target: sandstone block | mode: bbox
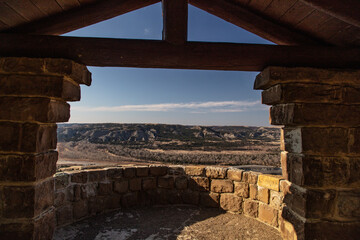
[0,151,57,181]
[175,176,188,189]
[249,184,258,200]
[81,183,97,198]
[206,167,227,178]
[259,203,279,227]
[106,167,123,179]
[254,67,360,90]
[182,190,200,205]
[244,199,259,218]
[258,186,269,204]
[54,191,66,207]
[189,177,210,191]
[98,182,113,195]
[1,57,45,74]
[2,179,54,218]
[136,167,149,177]
[220,194,242,212]
[270,190,284,209]
[114,179,128,193]
[303,220,360,240]
[227,168,243,181]
[185,166,205,176]
[56,204,73,226]
[129,178,142,191]
[234,182,249,197]
[258,174,282,191]
[149,165,168,176]
[270,103,360,126]
[123,167,136,178]
[0,121,57,153]
[88,196,106,214]
[0,74,80,101]
[211,179,233,193]
[0,96,70,123]
[168,166,185,175]
[242,171,259,184]
[336,190,360,219]
[73,200,88,219]
[87,169,106,182]
[70,171,88,183]
[74,185,81,201]
[121,192,138,208]
[200,192,220,207]
[262,83,360,105]
[142,177,156,190]
[55,172,70,189]
[158,177,175,189]
[167,189,182,204]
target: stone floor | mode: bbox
[54,205,282,240]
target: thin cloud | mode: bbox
[72,100,265,113]
[144,28,151,35]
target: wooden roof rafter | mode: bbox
[162,0,188,45]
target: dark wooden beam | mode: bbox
[0,34,359,71]
[2,0,160,35]
[162,0,188,44]
[300,0,360,28]
[188,0,325,46]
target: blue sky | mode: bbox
[64,3,273,126]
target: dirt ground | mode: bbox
[54,205,282,240]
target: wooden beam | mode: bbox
[0,34,359,71]
[2,0,160,35]
[162,0,188,44]
[300,0,360,28]
[188,0,325,46]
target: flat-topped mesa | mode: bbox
[254,66,360,240]
[0,57,91,239]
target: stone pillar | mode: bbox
[255,67,360,240]
[0,57,91,239]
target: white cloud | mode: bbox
[72,100,265,113]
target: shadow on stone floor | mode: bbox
[54,205,282,240]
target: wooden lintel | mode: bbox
[3,0,160,35]
[189,0,325,46]
[300,0,360,28]
[0,34,359,71]
[162,0,188,45]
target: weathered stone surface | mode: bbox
[106,167,123,179]
[270,190,284,209]
[304,220,360,240]
[0,74,80,101]
[87,169,106,182]
[270,103,360,126]
[0,121,57,152]
[149,165,168,176]
[167,166,185,176]
[283,184,336,219]
[259,203,279,227]
[175,176,188,189]
[227,168,243,181]
[244,199,259,218]
[206,167,227,179]
[73,200,88,219]
[1,57,45,74]
[262,83,360,105]
[258,186,269,204]
[142,177,156,190]
[211,179,233,193]
[122,192,138,207]
[254,67,360,90]
[189,177,210,191]
[98,182,113,195]
[258,175,282,191]
[0,151,57,181]
[55,172,70,189]
[234,182,249,197]
[281,127,360,155]
[242,171,259,184]
[54,191,66,207]
[200,192,220,207]
[81,183,97,198]
[114,179,128,193]
[56,204,73,226]
[336,190,360,219]
[249,184,258,200]
[123,167,136,178]
[182,190,199,205]
[185,166,205,176]
[129,178,142,191]
[0,96,70,123]
[220,194,242,212]
[70,171,88,183]
[136,167,149,177]
[158,177,175,189]
[2,179,54,218]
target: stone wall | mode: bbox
[54,165,288,232]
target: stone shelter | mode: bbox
[0,0,359,239]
